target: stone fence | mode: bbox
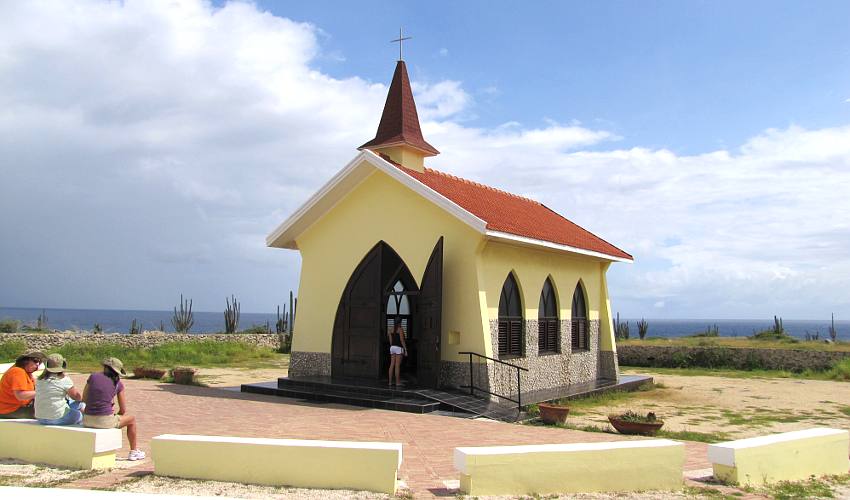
[0,332,281,352]
[617,344,850,372]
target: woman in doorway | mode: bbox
[387,321,408,387]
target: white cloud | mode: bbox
[0,0,848,319]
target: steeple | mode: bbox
[359,60,439,171]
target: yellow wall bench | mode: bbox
[151,434,402,494]
[0,419,122,469]
[454,439,685,495]
[708,427,850,486]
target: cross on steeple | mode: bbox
[391,28,411,61]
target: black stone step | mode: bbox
[241,381,441,414]
[272,376,521,422]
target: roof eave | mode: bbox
[485,230,634,263]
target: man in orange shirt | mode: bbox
[0,351,45,419]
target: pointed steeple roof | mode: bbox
[359,60,440,157]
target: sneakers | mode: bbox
[128,449,146,461]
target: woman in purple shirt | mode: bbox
[82,357,145,461]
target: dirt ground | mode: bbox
[571,368,850,439]
[4,366,850,498]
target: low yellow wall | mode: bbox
[708,428,850,486]
[455,440,684,495]
[0,420,121,469]
[152,434,402,494]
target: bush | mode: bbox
[0,340,27,360]
[0,319,19,333]
[56,340,277,371]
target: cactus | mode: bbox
[772,315,784,335]
[614,313,630,340]
[129,319,143,335]
[829,313,837,342]
[159,320,166,333]
[37,309,48,330]
[224,295,241,334]
[171,294,194,333]
[275,305,286,334]
[93,323,103,334]
[637,318,649,340]
[289,291,295,335]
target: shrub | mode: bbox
[689,324,719,337]
[241,324,271,335]
[0,340,27,360]
[0,319,19,333]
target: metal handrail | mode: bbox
[458,351,529,409]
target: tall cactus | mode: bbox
[289,291,295,335]
[224,295,241,334]
[129,319,143,335]
[172,294,194,333]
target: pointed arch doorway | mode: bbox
[331,238,443,388]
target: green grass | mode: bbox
[1,340,283,372]
[837,406,850,417]
[655,429,730,443]
[0,340,26,361]
[759,476,839,499]
[623,365,850,382]
[619,336,850,352]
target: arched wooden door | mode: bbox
[331,244,382,378]
[331,239,443,385]
[416,237,443,388]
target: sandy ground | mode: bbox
[567,369,850,439]
[0,459,104,487]
[113,475,390,499]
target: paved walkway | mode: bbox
[62,377,711,497]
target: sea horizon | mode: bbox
[1,306,847,340]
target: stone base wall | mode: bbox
[0,332,280,351]
[598,350,619,380]
[289,351,332,377]
[484,319,606,395]
[617,344,850,372]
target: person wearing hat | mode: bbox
[82,357,145,461]
[35,353,85,426]
[0,351,45,419]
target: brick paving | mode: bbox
[61,377,712,497]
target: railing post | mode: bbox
[516,367,522,410]
[468,352,474,396]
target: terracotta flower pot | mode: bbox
[608,415,664,436]
[538,403,570,424]
[172,367,198,385]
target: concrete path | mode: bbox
[61,377,712,496]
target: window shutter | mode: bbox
[509,320,522,356]
[498,320,508,356]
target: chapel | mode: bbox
[266,57,632,399]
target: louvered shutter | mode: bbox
[498,320,508,356]
[509,320,522,356]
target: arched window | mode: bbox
[498,273,523,357]
[386,280,410,338]
[571,282,589,351]
[538,278,559,353]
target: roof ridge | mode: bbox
[422,167,542,205]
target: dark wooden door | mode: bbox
[332,244,382,378]
[416,237,443,388]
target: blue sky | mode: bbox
[1,0,849,319]
[267,0,850,154]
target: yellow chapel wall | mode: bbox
[479,240,604,324]
[292,164,488,363]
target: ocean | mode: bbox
[1,307,848,341]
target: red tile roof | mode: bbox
[394,163,633,261]
[359,61,439,156]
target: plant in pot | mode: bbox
[608,410,664,436]
[171,366,198,385]
[537,401,570,425]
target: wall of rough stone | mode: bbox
[289,351,332,377]
[617,344,850,372]
[0,332,281,352]
[471,319,601,397]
